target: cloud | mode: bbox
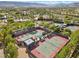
[0,0,79,2]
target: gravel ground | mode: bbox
[18,47,29,58]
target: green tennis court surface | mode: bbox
[33,36,69,58]
[36,41,57,57]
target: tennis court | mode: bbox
[31,35,69,58]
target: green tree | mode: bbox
[64,20,71,24]
[53,26,61,33]
[7,17,14,23]
[62,28,72,37]
[5,34,15,46]
[41,21,49,28]
[64,15,72,24]
[2,25,18,58]
[56,30,79,58]
[5,42,18,58]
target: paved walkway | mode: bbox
[0,49,4,58]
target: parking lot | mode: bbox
[66,26,79,31]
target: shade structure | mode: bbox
[15,31,43,42]
[24,39,34,46]
[31,35,69,58]
[24,39,35,50]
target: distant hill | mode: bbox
[0,1,49,7]
[0,1,79,8]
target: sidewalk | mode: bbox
[0,49,4,58]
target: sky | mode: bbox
[0,0,79,2]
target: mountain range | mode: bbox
[0,1,79,8]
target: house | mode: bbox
[14,19,29,22]
[0,15,7,23]
[54,23,67,28]
[34,15,53,21]
[34,14,40,21]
